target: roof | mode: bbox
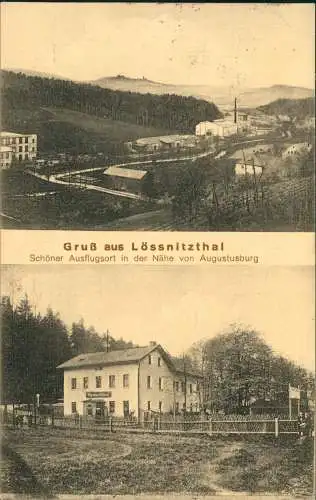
[104,166,148,180]
[57,344,203,379]
[1,131,24,137]
[57,345,158,370]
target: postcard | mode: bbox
[0,3,315,500]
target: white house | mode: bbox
[57,343,202,421]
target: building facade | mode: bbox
[57,344,202,420]
[195,120,238,137]
[0,131,37,168]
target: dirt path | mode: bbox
[199,443,244,495]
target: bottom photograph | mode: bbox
[1,265,315,498]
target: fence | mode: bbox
[1,410,299,437]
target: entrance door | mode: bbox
[123,400,130,418]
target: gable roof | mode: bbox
[57,344,202,378]
[104,166,147,180]
[57,345,157,370]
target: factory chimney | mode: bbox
[234,97,237,124]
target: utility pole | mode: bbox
[183,354,187,416]
[105,329,110,352]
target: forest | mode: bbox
[2,71,221,135]
[258,97,314,120]
[1,294,313,413]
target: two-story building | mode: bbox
[57,343,203,420]
[0,131,37,168]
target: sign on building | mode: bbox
[86,391,112,399]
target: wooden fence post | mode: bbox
[209,419,212,435]
[109,417,113,433]
[275,417,279,438]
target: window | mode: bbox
[71,402,77,414]
[19,146,23,152]
[147,401,151,411]
[147,376,151,389]
[190,403,193,412]
[159,401,162,412]
[109,401,115,413]
[19,137,23,144]
[175,381,179,392]
[159,377,163,391]
[25,145,28,152]
[71,378,77,390]
[148,355,152,365]
[25,154,28,160]
[96,376,102,389]
[181,381,185,393]
[32,138,35,143]
[123,374,129,388]
[189,383,193,394]
[175,402,179,413]
[109,375,115,388]
[158,357,161,367]
[83,377,88,389]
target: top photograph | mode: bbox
[1,3,314,231]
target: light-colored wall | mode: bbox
[0,133,37,162]
[235,163,263,176]
[63,363,139,417]
[139,348,201,415]
[62,347,202,419]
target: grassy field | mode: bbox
[1,427,313,497]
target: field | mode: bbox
[1,427,313,497]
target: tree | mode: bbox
[172,163,207,222]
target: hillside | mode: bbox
[90,76,313,108]
[257,97,314,119]
[1,71,222,154]
[239,85,313,108]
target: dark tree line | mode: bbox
[1,295,136,404]
[2,71,222,134]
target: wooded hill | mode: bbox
[258,97,314,120]
[1,71,222,154]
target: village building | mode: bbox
[57,343,203,421]
[125,135,198,154]
[0,146,13,169]
[281,142,312,159]
[234,160,264,176]
[104,166,148,195]
[0,131,37,167]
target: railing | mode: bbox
[1,411,299,437]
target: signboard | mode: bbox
[86,391,112,399]
[289,385,300,400]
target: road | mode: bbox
[26,147,218,200]
[26,170,143,200]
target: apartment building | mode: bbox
[57,343,202,420]
[0,131,37,167]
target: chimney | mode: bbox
[149,341,157,346]
[234,97,237,124]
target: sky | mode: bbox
[1,265,314,371]
[1,3,314,89]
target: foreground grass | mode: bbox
[1,427,313,496]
